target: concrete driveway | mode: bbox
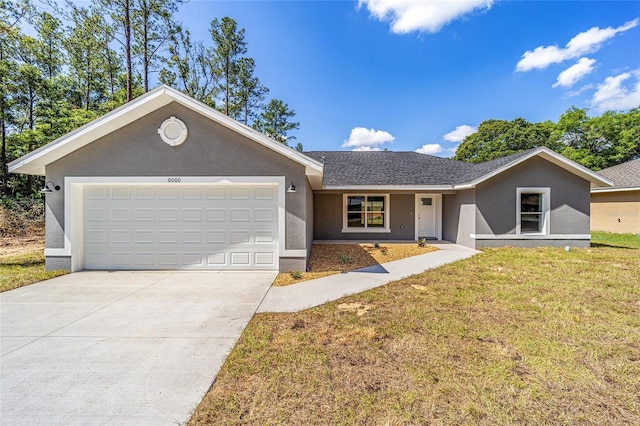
[0,271,275,426]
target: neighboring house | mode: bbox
[591,159,640,234]
[9,86,612,273]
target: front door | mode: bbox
[416,194,441,240]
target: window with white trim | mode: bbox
[343,194,390,232]
[517,188,550,235]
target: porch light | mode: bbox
[41,181,60,193]
[287,181,296,193]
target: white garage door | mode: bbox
[83,185,279,270]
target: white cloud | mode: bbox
[415,143,444,155]
[553,58,597,88]
[353,146,382,152]
[342,127,395,150]
[591,70,640,112]
[358,0,494,34]
[443,124,477,142]
[516,18,638,72]
[566,83,595,98]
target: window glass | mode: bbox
[345,195,388,230]
[367,196,385,212]
[521,193,541,213]
[521,213,541,233]
[347,196,365,212]
[520,192,543,233]
[347,213,365,227]
[367,213,385,227]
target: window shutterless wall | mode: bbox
[313,192,414,240]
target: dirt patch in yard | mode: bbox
[273,243,438,286]
[0,234,45,256]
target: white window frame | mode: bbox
[342,194,391,233]
[516,187,550,236]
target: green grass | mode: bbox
[591,231,640,249]
[190,244,640,425]
[0,250,68,292]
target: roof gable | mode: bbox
[9,85,323,182]
[463,147,613,188]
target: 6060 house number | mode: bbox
[167,177,182,183]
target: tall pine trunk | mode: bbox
[124,0,132,101]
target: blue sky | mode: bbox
[170,1,639,155]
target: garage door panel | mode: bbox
[182,187,203,199]
[87,208,108,222]
[83,185,279,270]
[183,208,203,221]
[230,209,250,222]
[111,187,131,200]
[110,209,130,222]
[254,187,275,200]
[111,230,132,244]
[206,252,225,265]
[135,208,155,222]
[231,188,250,200]
[206,231,226,244]
[255,231,276,244]
[134,187,154,199]
[230,231,250,244]
[255,252,275,265]
[135,230,155,244]
[206,209,226,221]
[159,188,179,199]
[134,252,154,266]
[230,252,250,265]
[159,208,179,222]
[183,230,204,244]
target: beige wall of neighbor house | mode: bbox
[591,191,640,233]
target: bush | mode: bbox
[0,196,45,237]
[339,253,353,264]
[289,270,303,280]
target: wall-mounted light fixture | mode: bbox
[287,181,296,193]
[41,181,60,193]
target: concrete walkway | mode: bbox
[258,242,480,313]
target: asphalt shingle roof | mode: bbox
[595,159,640,188]
[304,149,536,187]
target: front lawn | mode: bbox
[190,244,640,425]
[591,231,640,249]
[0,250,68,292]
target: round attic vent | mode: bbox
[158,116,188,146]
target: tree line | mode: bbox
[1,0,300,202]
[454,107,640,171]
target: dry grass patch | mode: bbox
[190,245,640,425]
[274,243,438,286]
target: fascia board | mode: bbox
[591,186,639,193]
[321,184,456,191]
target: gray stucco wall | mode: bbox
[44,101,310,271]
[474,156,591,248]
[305,178,314,255]
[442,189,476,248]
[313,192,415,240]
